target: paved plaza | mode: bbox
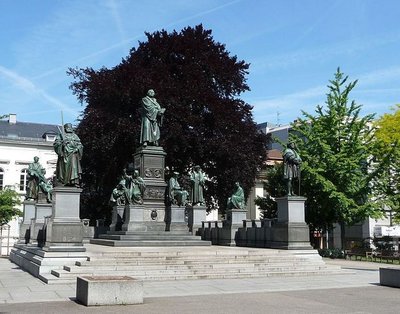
[0,255,399,313]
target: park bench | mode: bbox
[374,250,400,263]
[345,248,371,261]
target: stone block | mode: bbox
[187,205,207,233]
[122,204,146,232]
[270,222,312,249]
[43,186,85,250]
[51,186,82,222]
[165,205,188,232]
[76,276,143,306]
[226,209,247,225]
[380,268,400,288]
[275,196,307,223]
[110,205,125,232]
[19,201,36,243]
[82,219,94,242]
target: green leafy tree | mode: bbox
[68,25,267,221]
[291,69,385,248]
[0,189,22,225]
[373,105,400,222]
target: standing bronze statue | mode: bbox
[140,89,166,147]
[26,156,47,201]
[283,142,302,196]
[54,123,83,187]
[190,165,205,205]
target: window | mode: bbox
[0,168,3,190]
[20,168,28,191]
[46,134,56,142]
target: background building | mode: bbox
[0,114,59,254]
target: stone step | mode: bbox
[99,234,204,240]
[45,267,344,284]
[109,230,193,236]
[75,258,324,267]
[86,250,303,258]
[90,239,211,247]
[83,254,314,263]
[76,259,322,268]
[63,262,329,273]
[53,264,338,278]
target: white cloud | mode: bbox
[0,65,79,116]
[251,33,400,71]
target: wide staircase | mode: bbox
[39,245,346,284]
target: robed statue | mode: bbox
[140,89,166,147]
[110,169,146,205]
[54,123,83,187]
[26,156,47,201]
[227,182,245,210]
[190,165,205,205]
[167,172,189,206]
[283,142,302,196]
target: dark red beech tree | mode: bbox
[69,24,267,222]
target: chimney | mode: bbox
[8,114,16,124]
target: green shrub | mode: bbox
[318,248,345,259]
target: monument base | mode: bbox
[187,204,207,233]
[165,205,188,231]
[122,204,147,232]
[109,205,125,232]
[19,200,35,244]
[270,222,313,249]
[43,186,85,251]
[271,196,312,249]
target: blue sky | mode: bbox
[1,0,399,126]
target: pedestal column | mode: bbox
[19,200,35,244]
[133,146,167,230]
[218,209,247,246]
[29,203,52,246]
[270,196,312,249]
[43,186,85,252]
[109,205,125,232]
[187,204,207,233]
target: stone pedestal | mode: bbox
[187,205,207,233]
[226,209,247,225]
[133,146,167,230]
[270,196,312,250]
[29,203,52,246]
[218,209,247,246]
[43,186,85,252]
[165,205,188,232]
[122,204,146,232]
[109,205,125,232]
[19,200,35,244]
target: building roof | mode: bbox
[0,116,60,141]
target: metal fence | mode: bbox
[0,224,12,256]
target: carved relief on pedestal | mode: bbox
[143,187,165,199]
[143,168,163,179]
[153,168,162,178]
